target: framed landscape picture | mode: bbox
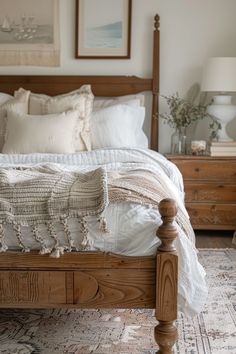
[76,0,132,59]
[0,0,60,66]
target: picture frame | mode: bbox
[0,0,60,66]
[75,0,132,59]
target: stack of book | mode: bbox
[209,141,236,156]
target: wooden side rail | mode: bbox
[155,198,178,354]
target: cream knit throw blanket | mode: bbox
[0,165,108,257]
[0,164,194,257]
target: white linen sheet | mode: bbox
[0,148,207,316]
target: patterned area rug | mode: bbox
[0,249,235,354]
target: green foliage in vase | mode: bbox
[160,93,221,138]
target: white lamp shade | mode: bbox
[201,57,236,92]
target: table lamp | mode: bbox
[201,57,236,141]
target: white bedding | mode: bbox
[0,148,207,316]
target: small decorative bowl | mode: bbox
[191,140,206,155]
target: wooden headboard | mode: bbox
[0,15,160,151]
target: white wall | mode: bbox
[1,0,236,152]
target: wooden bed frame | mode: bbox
[0,16,179,353]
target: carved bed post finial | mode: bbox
[154,14,160,31]
[155,198,178,354]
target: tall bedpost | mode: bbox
[151,14,160,152]
[155,198,178,354]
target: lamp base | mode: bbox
[207,95,236,142]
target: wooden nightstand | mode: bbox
[166,154,236,230]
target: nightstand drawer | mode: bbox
[185,183,236,203]
[174,160,236,181]
[186,203,236,230]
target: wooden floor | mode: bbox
[195,230,235,248]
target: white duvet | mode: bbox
[0,148,207,316]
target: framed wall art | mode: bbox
[0,0,60,66]
[76,0,132,59]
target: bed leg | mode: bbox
[154,198,178,354]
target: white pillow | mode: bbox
[15,86,94,151]
[0,93,13,105]
[0,91,30,151]
[91,104,148,149]
[94,93,145,110]
[3,110,78,154]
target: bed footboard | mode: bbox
[155,198,178,354]
[0,198,179,354]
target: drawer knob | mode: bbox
[195,168,200,172]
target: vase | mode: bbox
[180,127,187,154]
[171,127,187,154]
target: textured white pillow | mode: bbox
[94,94,145,110]
[15,86,94,151]
[0,93,13,105]
[3,110,78,154]
[91,104,148,149]
[0,91,30,151]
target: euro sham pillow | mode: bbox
[93,93,145,110]
[15,86,94,151]
[3,110,78,154]
[91,104,148,149]
[0,90,30,151]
